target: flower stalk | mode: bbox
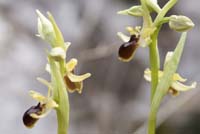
[49,57,69,134]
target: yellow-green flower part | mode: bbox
[144,69,196,96]
[23,90,58,128]
[64,58,91,94]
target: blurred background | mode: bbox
[0,0,199,134]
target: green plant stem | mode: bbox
[148,32,187,134]
[149,27,160,102]
[148,91,163,134]
[50,58,70,134]
[154,0,177,26]
[145,0,161,13]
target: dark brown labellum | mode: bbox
[118,35,139,62]
[23,103,42,128]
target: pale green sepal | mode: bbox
[47,12,65,47]
[118,5,143,17]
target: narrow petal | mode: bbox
[29,90,46,102]
[171,81,197,91]
[68,72,91,82]
[66,58,78,72]
[37,77,53,90]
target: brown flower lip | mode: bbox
[23,103,42,128]
[118,34,139,62]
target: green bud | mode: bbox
[36,10,56,45]
[118,5,143,17]
[49,47,66,61]
[169,15,194,32]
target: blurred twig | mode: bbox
[78,44,118,61]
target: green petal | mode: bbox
[37,77,53,90]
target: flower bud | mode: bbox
[36,10,56,44]
[49,47,66,61]
[169,15,194,32]
[118,5,143,17]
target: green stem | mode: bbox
[145,0,161,13]
[50,58,69,134]
[154,0,177,26]
[148,92,164,134]
[60,60,66,76]
[149,27,160,102]
[148,32,187,134]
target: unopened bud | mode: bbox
[169,15,194,32]
[36,10,56,44]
